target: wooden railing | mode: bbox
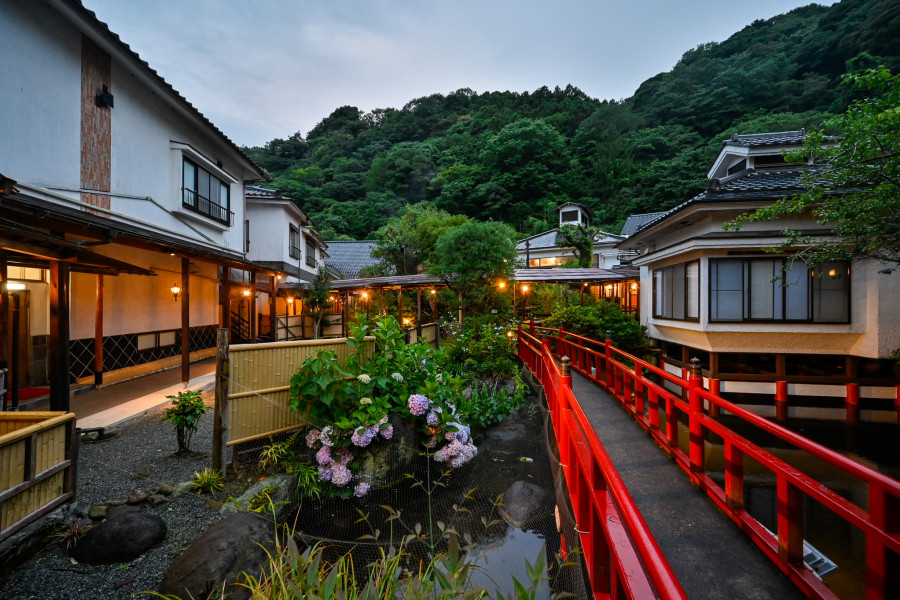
[539,326,900,600]
[518,327,687,600]
[0,412,77,541]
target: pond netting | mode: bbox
[231,370,588,599]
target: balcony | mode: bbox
[182,189,233,226]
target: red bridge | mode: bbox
[517,325,900,600]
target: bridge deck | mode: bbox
[568,369,807,600]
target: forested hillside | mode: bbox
[245,0,900,240]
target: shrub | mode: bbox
[192,468,225,493]
[441,316,517,382]
[162,389,209,453]
[544,302,648,355]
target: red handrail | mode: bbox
[518,326,688,600]
[538,326,900,600]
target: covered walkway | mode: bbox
[566,368,805,599]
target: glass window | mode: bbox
[710,258,849,323]
[653,261,699,321]
[289,225,301,259]
[181,157,231,225]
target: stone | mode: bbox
[220,474,295,523]
[355,414,420,488]
[0,508,74,567]
[70,505,166,564]
[158,512,288,600]
[156,484,175,496]
[147,494,168,506]
[172,481,195,498]
[498,480,550,529]
[88,505,109,520]
[126,491,149,505]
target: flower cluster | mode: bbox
[357,373,371,384]
[408,394,477,469]
[408,394,430,416]
[434,438,478,468]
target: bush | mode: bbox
[543,302,648,355]
[162,389,209,453]
[441,316,517,382]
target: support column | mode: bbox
[269,275,277,341]
[0,253,8,410]
[49,262,71,412]
[249,271,257,343]
[94,275,103,386]
[181,257,190,385]
[416,288,422,336]
[212,328,229,473]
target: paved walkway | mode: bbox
[568,369,806,600]
[22,359,216,429]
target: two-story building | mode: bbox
[517,202,625,269]
[0,0,303,409]
[617,131,900,422]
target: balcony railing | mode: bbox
[182,189,233,226]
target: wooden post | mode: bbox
[688,357,704,480]
[775,381,788,422]
[416,288,422,336]
[181,257,190,384]
[846,383,859,425]
[94,275,104,385]
[212,328,229,473]
[249,271,257,342]
[269,275,277,341]
[0,253,8,409]
[48,261,71,412]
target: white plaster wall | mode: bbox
[246,204,289,263]
[0,0,81,195]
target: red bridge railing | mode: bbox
[535,325,900,600]
[517,326,688,600]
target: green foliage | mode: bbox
[370,203,470,275]
[306,265,334,339]
[728,66,900,273]
[192,468,225,494]
[458,370,527,430]
[258,434,323,499]
[442,318,518,382]
[555,223,605,268]
[162,389,209,453]
[544,302,648,355]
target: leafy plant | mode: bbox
[544,301,648,355]
[54,520,92,551]
[192,468,225,493]
[162,389,209,453]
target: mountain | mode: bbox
[246,0,900,240]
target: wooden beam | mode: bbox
[181,257,190,384]
[269,275,277,341]
[249,270,257,343]
[48,261,71,411]
[212,328,229,473]
[0,253,9,387]
[94,275,103,385]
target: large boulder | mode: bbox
[158,512,285,600]
[220,474,296,523]
[69,505,166,564]
[499,480,550,529]
[355,414,420,488]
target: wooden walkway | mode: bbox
[567,368,807,600]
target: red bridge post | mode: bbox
[688,358,705,482]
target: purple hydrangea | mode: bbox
[335,448,352,466]
[408,394,431,416]
[426,407,442,427]
[445,422,470,444]
[354,482,371,497]
[425,435,438,448]
[306,429,321,448]
[316,446,333,466]
[331,464,352,487]
[351,426,376,447]
[317,466,332,482]
[380,425,393,440]
[450,442,478,468]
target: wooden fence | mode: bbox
[0,412,76,541]
[225,337,373,446]
[408,322,439,347]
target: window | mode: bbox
[709,259,849,323]
[529,257,562,267]
[289,225,301,259]
[726,159,747,175]
[653,261,699,321]
[561,209,579,222]
[182,157,232,225]
[305,239,316,268]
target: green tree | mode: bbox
[305,265,334,339]
[728,66,900,273]
[556,223,604,268]
[430,220,517,321]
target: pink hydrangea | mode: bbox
[380,425,393,440]
[335,448,352,466]
[317,466,332,482]
[316,446,333,466]
[426,407,442,427]
[354,482,371,497]
[331,464,352,487]
[306,429,321,448]
[351,426,376,447]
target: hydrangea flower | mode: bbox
[380,425,393,440]
[436,373,443,383]
[331,464,352,486]
[360,397,372,405]
[317,466,332,482]
[357,374,371,384]
[408,394,430,416]
[305,429,320,448]
[351,426,377,447]
[445,422,470,444]
[319,426,333,448]
[316,446,333,466]
[391,372,404,382]
[426,407,442,427]
[354,482,371,497]
[335,448,352,465]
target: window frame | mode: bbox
[652,260,700,322]
[182,157,233,226]
[708,258,850,324]
[289,225,302,259]
[305,238,316,268]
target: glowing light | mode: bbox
[430,289,436,295]
[507,331,514,338]
[403,318,411,326]
[286,297,294,304]
[242,288,251,297]
[170,284,181,301]
[522,285,529,292]
[828,269,836,277]
[498,281,506,289]
[630,283,638,291]
[361,291,369,299]
[605,284,613,292]
[6,282,26,291]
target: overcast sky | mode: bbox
[82,0,830,148]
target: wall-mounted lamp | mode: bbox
[521,284,529,292]
[277,275,283,281]
[171,283,181,301]
[242,288,251,298]
[630,283,638,291]
[430,289,436,295]
[361,291,369,299]
[286,296,294,304]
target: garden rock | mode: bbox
[148,493,168,506]
[158,511,285,600]
[220,474,295,523]
[499,480,549,528]
[126,490,149,505]
[172,480,195,497]
[88,505,109,520]
[356,414,419,487]
[69,505,166,564]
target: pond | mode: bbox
[291,392,587,598]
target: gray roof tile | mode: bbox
[324,241,381,279]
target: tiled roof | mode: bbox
[723,130,806,147]
[620,212,667,236]
[324,241,381,279]
[517,228,623,251]
[245,186,285,199]
[64,1,267,181]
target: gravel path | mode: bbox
[0,390,249,600]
